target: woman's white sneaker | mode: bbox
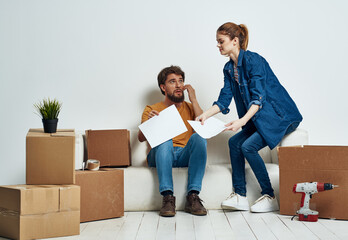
[221,192,249,211]
[250,194,279,213]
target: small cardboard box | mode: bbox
[75,169,124,222]
[26,128,75,184]
[0,185,80,240]
[86,129,131,167]
[278,145,348,220]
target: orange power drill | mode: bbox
[293,182,338,222]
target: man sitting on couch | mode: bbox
[138,65,207,217]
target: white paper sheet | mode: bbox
[188,117,227,139]
[138,105,188,148]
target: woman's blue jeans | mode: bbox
[147,133,207,194]
[229,123,299,197]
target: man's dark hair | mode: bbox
[157,65,185,95]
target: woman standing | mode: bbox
[197,22,302,212]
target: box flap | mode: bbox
[86,129,130,167]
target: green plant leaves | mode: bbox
[34,98,62,120]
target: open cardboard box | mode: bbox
[278,145,348,220]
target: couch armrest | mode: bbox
[271,128,309,164]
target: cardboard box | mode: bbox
[75,169,124,222]
[86,129,131,167]
[0,185,80,240]
[26,128,75,184]
[279,145,348,220]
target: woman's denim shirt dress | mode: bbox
[214,49,302,149]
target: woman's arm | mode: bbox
[225,104,260,131]
[196,104,221,124]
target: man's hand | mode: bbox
[184,84,203,118]
[184,84,197,103]
[225,119,246,132]
[139,110,159,142]
[148,110,159,119]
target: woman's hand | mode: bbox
[195,113,208,125]
[225,119,246,132]
[196,105,221,125]
[148,110,159,119]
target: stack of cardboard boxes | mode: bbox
[76,129,129,222]
[0,128,129,239]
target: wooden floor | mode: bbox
[2,210,348,240]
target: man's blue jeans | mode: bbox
[147,133,207,194]
[229,123,299,197]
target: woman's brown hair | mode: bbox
[217,22,249,51]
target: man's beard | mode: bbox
[167,91,185,103]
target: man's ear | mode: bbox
[160,84,166,93]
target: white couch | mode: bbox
[123,128,308,211]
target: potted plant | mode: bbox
[34,98,62,133]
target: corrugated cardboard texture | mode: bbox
[86,129,131,167]
[0,185,80,240]
[0,211,80,240]
[59,185,80,211]
[278,145,348,220]
[26,128,75,184]
[0,185,59,215]
[75,169,124,222]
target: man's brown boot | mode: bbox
[185,193,207,216]
[159,195,176,217]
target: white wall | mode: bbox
[1,0,347,185]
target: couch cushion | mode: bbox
[123,163,280,211]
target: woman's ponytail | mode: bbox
[238,24,249,51]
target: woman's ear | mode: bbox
[232,37,239,46]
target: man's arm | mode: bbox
[138,109,159,142]
[184,84,203,118]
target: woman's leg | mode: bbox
[228,128,254,196]
[241,131,274,197]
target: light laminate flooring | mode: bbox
[1,210,348,240]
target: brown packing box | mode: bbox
[0,185,80,240]
[278,145,348,220]
[26,128,75,184]
[86,129,131,167]
[75,169,124,222]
